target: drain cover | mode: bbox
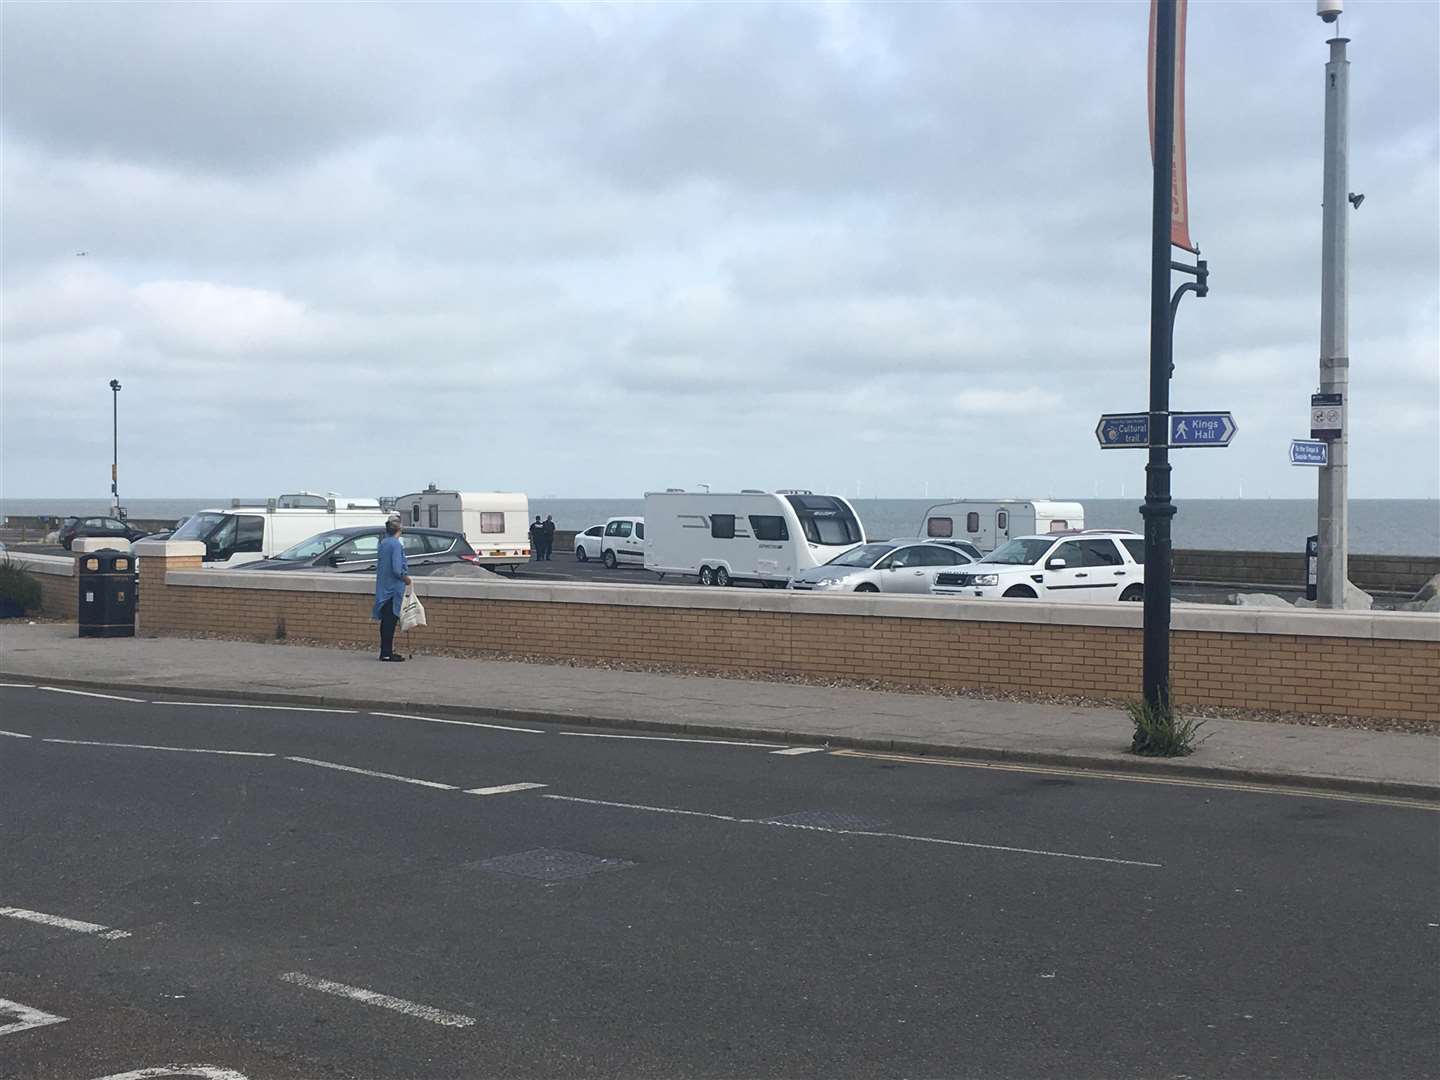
[765,810,889,830]
[477,848,635,882]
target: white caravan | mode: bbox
[393,485,531,570]
[644,490,865,587]
[169,493,390,567]
[918,500,1084,553]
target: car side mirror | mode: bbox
[1046,557,1067,570]
[328,553,343,566]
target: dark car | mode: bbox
[234,526,487,577]
[59,515,148,550]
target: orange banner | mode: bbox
[1148,0,1196,253]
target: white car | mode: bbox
[574,524,605,562]
[600,516,645,569]
[931,531,1145,602]
[787,541,975,594]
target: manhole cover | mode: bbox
[765,810,889,830]
[477,848,635,882]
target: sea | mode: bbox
[3,497,1437,556]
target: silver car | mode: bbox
[787,541,975,594]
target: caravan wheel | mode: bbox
[698,566,716,586]
[715,567,731,587]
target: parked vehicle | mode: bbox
[644,489,865,587]
[918,500,1084,553]
[392,486,531,570]
[574,524,605,562]
[235,526,482,576]
[59,515,148,550]
[888,536,984,561]
[601,516,646,569]
[787,540,973,594]
[930,530,1145,602]
[168,494,390,567]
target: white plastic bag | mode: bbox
[399,586,427,631]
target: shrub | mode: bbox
[1128,694,1207,757]
[0,559,43,614]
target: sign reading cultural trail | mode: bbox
[1095,411,1237,449]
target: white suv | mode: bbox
[931,530,1145,602]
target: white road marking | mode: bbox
[284,756,457,790]
[0,996,68,1037]
[278,972,475,1027]
[153,701,355,714]
[464,782,548,796]
[0,906,132,940]
[0,682,36,688]
[557,731,782,748]
[92,1067,251,1080]
[372,710,544,734]
[43,738,273,758]
[39,686,144,703]
[0,729,33,739]
[770,746,828,756]
[542,794,1163,869]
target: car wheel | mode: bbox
[1120,584,1144,602]
[715,567,731,587]
[854,583,879,593]
[1003,585,1037,598]
[698,565,716,586]
[575,546,588,562]
[602,550,617,569]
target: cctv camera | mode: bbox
[1348,192,1364,209]
[1317,0,1342,22]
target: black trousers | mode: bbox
[379,604,399,658]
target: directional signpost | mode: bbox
[1096,411,1237,449]
[1290,439,1329,466]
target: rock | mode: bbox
[1230,592,1295,608]
[1412,572,1440,605]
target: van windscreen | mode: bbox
[172,512,226,541]
[785,495,862,546]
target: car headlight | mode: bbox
[973,574,1000,586]
[817,577,842,587]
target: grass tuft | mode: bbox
[1127,695,1208,757]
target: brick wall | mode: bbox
[133,555,1440,722]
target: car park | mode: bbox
[574,524,605,562]
[930,530,1144,602]
[58,515,149,550]
[787,541,974,594]
[601,516,646,569]
[234,526,482,576]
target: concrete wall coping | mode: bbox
[72,537,132,553]
[162,569,1440,643]
[3,551,76,577]
[134,539,207,558]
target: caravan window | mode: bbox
[997,511,1009,531]
[749,515,788,541]
[480,512,505,534]
[784,495,861,546]
[926,517,952,538]
[1048,519,1069,532]
[410,504,421,526]
[428,504,440,528]
[710,515,736,540]
[966,512,980,533]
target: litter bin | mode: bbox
[78,549,136,638]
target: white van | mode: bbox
[919,500,1084,553]
[644,490,865,587]
[393,486,531,570]
[169,493,391,567]
[600,516,645,568]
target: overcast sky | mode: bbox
[2,1,1436,502]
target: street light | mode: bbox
[109,379,121,516]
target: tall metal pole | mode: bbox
[1141,0,1177,713]
[109,379,121,514]
[1316,34,1350,608]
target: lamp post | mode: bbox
[109,379,121,516]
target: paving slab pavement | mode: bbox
[1,622,1436,800]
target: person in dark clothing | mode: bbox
[541,515,556,560]
[529,516,544,561]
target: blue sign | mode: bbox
[1095,413,1150,448]
[1290,439,1329,466]
[1169,412,1236,447]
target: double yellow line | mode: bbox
[829,749,1439,812]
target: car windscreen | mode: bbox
[171,512,227,542]
[275,531,350,561]
[827,543,896,568]
[981,537,1055,565]
[785,495,863,546]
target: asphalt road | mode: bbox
[2,686,1436,1080]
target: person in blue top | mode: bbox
[373,516,412,662]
